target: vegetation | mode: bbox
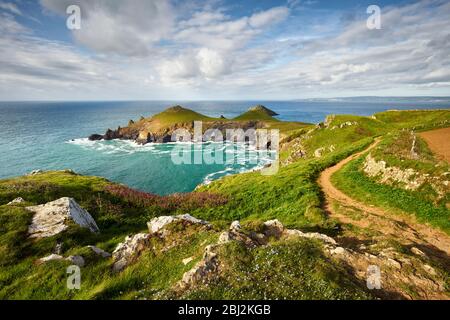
[0,107,449,300]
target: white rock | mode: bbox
[411,247,426,257]
[285,229,337,245]
[331,247,346,255]
[178,245,219,289]
[230,220,241,231]
[28,169,42,175]
[112,233,151,272]
[263,219,284,238]
[26,197,99,238]
[182,257,194,265]
[37,254,64,264]
[7,197,25,205]
[386,258,402,269]
[66,255,85,267]
[147,214,209,235]
[87,245,111,258]
[423,264,437,276]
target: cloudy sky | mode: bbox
[0,0,449,100]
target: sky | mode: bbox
[0,0,449,101]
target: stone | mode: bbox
[7,197,25,205]
[331,247,346,255]
[87,245,111,258]
[147,214,210,236]
[26,197,99,238]
[88,134,103,141]
[314,147,325,158]
[28,169,42,175]
[178,245,219,290]
[66,255,85,267]
[263,219,284,238]
[284,229,337,245]
[230,220,241,231]
[182,257,194,265]
[112,233,151,272]
[411,247,426,257]
[387,258,402,269]
[37,254,64,264]
[423,264,437,276]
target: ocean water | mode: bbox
[0,100,449,195]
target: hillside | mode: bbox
[1,108,449,300]
[89,105,305,144]
[234,105,280,121]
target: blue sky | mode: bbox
[0,0,449,100]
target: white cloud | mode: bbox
[1,0,449,100]
[0,2,22,15]
[41,0,174,56]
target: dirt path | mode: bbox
[318,138,450,257]
[419,127,450,163]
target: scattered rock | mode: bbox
[87,245,111,258]
[182,257,194,265]
[314,147,325,158]
[331,247,346,255]
[7,197,25,205]
[28,169,42,175]
[230,220,241,231]
[37,254,64,264]
[263,219,284,238]
[386,258,402,269]
[66,255,85,267]
[284,229,337,245]
[363,154,448,198]
[112,233,151,272]
[147,214,210,236]
[178,245,219,290]
[423,264,437,276]
[88,134,103,141]
[27,197,99,238]
[411,247,426,257]
[37,254,85,267]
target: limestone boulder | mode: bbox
[27,197,99,238]
[112,233,151,272]
[147,214,210,236]
[7,197,25,205]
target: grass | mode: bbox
[173,239,373,300]
[195,138,373,231]
[331,155,450,234]
[0,108,449,300]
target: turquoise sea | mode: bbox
[0,99,449,195]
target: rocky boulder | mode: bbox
[27,197,99,238]
[7,197,25,205]
[87,245,111,258]
[147,214,210,236]
[37,254,85,267]
[112,233,151,272]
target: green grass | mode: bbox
[195,138,373,231]
[331,155,450,234]
[374,109,450,131]
[1,109,449,300]
[173,239,373,300]
[371,130,449,175]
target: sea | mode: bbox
[1,99,449,195]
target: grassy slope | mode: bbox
[330,110,450,234]
[1,109,449,299]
